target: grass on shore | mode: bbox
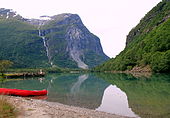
[0,96,16,118]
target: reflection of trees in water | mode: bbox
[0,77,49,90]
[3,73,170,117]
[47,74,109,109]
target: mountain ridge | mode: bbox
[0,9,109,69]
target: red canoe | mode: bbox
[0,88,47,97]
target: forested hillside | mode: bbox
[95,0,170,73]
[0,15,49,68]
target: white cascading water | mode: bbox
[38,23,53,66]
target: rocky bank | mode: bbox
[6,96,131,118]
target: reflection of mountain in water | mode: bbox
[1,73,137,117]
[47,74,109,109]
[2,73,169,118]
[70,74,89,94]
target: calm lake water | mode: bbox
[1,73,170,118]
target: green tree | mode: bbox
[0,60,13,75]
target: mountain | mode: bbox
[0,8,49,68]
[95,0,170,73]
[0,8,109,69]
[39,14,109,69]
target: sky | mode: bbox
[0,0,161,57]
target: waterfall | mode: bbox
[38,23,53,66]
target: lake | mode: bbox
[1,73,170,118]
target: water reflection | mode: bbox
[47,74,109,109]
[1,73,170,118]
[46,74,138,117]
[96,85,138,117]
[97,73,170,118]
[70,74,88,94]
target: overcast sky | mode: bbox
[1,0,161,57]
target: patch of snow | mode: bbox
[64,14,70,18]
[13,13,18,17]
[39,15,51,20]
[6,12,9,19]
[9,9,13,12]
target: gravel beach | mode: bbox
[6,96,131,118]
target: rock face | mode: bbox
[0,9,109,69]
[39,13,109,69]
[0,8,18,19]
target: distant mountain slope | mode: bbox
[39,13,109,69]
[95,0,170,73]
[0,9,49,68]
[0,9,108,69]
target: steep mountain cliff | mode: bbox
[95,0,170,73]
[39,14,109,69]
[0,9,108,69]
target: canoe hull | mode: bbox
[0,88,47,97]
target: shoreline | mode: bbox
[6,96,132,118]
